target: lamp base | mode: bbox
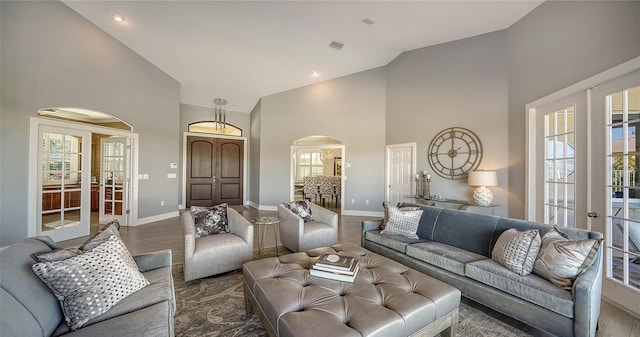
[473,186,494,207]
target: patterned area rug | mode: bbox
[173,247,533,337]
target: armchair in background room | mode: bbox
[182,206,253,281]
[277,201,338,252]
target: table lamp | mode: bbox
[467,170,498,206]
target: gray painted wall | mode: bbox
[0,1,180,245]
[179,103,251,206]
[255,67,387,212]
[386,31,509,216]
[506,0,640,218]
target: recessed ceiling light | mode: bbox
[329,41,344,50]
[311,71,321,77]
[113,15,125,23]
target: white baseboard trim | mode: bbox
[341,210,383,217]
[134,211,180,226]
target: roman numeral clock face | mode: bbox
[428,127,483,180]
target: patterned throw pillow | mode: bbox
[533,226,603,290]
[380,205,423,239]
[31,235,149,330]
[492,228,541,276]
[381,201,420,230]
[32,220,121,263]
[285,200,313,222]
[191,204,230,238]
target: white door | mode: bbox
[591,71,640,312]
[386,143,416,205]
[100,137,130,225]
[38,126,91,241]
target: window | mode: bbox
[188,121,242,136]
[544,107,575,227]
[297,150,323,180]
[42,133,81,185]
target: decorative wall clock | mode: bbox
[428,127,483,180]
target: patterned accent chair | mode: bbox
[182,207,254,281]
[278,202,338,252]
[302,176,318,202]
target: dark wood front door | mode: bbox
[186,136,244,207]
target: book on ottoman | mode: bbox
[310,254,359,282]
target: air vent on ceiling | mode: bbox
[329,41,344,50]
[361,18,375,25]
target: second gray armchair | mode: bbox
[278,202,338,252]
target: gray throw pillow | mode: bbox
[381,201,420,230]
[492,228,541,276]
[31,235,149,330]
[380,205,423,239]
[285,200,313,222]
[533,226,603,290]
[191,204,230,238]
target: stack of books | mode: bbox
[310,253,359,283]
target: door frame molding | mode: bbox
[385,142,417,203]
[28,117,139,237]
[181,132,248,209]
[525,56,640,222]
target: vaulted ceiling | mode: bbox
[62,1,544,113]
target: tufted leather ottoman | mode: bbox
[243,243,460,337]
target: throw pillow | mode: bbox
[32,220,122,263]
[380,205,423,239]
[285,200,313,222]
[191,203,230,238]
[492,228,541,276]
[31,235,149,330]
[381,201,420,230]
[533,226,603,290]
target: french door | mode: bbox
[99,137,130,225]
[37,126,91,242]
[385,143,416,205]
[530,69,640,315]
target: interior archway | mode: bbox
[291,136,344,213]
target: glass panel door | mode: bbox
[38,126,91,241]
[100,137,129,225]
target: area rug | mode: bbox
[173,247,533,337]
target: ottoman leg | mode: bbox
[243,282,254,316]
[440,309,459,337]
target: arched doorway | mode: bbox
[30,107,137,241]
[291,136,344,213]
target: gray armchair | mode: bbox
[278,202,338,252]
[182,207,253,281]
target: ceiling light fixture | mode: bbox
[113,15,125,23]
[361,18,375,25]
[329,41,344,50]
[311,71,320,77]
[212,97,228,130]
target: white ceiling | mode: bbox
[62,1,543,113]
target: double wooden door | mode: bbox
[186,136,244,207]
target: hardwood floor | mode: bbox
[59,205,640,337]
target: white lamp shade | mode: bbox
[467,171,498,187]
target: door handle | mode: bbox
[587,212,598,218]
[212,175,216,182]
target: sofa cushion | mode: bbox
[491,228,541,276]
[428,208,498,256]
[32,236,150,330]
[365,230,427,253]
[466,259,574,318]
[285,200,313,222]
[380,205,423,239]
[406,242,487,276]
[533,226,603,290]
[191,203,230,238]
[32,221,121,262]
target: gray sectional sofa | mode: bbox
[0,237,175,337]
[362,202,603,337]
